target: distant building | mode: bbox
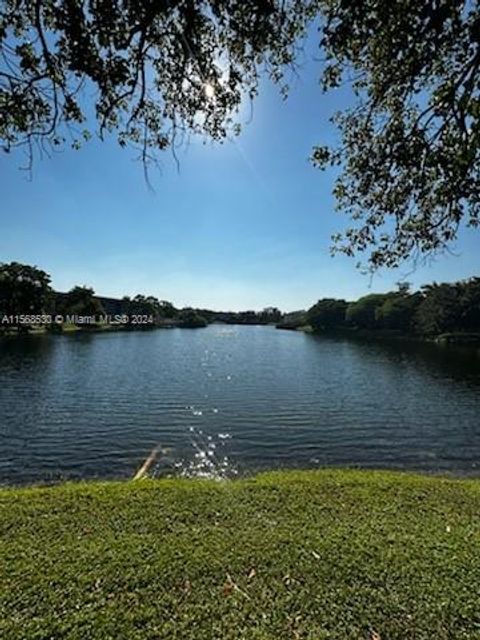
[53,292,127,315]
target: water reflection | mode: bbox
[0,326,479,484]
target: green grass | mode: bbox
[1,470,479,639]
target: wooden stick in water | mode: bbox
[133,445,161,480]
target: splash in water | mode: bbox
[176,426,237,480]
[147,427,237,481]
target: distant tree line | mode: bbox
[2,261,479,339]
[197,306,282,326]
[0,262,282,332]
[305,279,480,339]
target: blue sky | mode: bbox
[1,43,479,312]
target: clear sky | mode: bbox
[1,39,479,312]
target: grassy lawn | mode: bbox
[1,470,479,639]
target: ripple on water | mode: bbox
[1,325,480,483]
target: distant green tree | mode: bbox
[415,278,480,335]
[276,310,307,330]
[345,294,389,330]
[178,308,207,328]
[0,262,52,323]
[126,294,155,317]
[414,283,461,335]
[376,292,423,332]
[124,295,177,323]
[158,300,178,319]
[60,286,105,322]
[307,298,347,331]
[457,278,480,332]
[258,307,282,324]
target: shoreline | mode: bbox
[3,463,480,491]
[277,323,480,345]
[3,321,480,347]
[0,320,281,338]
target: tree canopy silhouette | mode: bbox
[0,0,312,167]
[0,262,52,320]
[312,0,480,268]
[1,1,479,267]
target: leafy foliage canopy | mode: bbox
[0,0,312,169]
[313,0,480,267]
[1,1,479,266]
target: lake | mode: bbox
[1,325,479,485]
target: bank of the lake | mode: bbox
[0,317,204,336]
[277,323,480,345]
[1,469,479,639]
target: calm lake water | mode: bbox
[1,325,480,484]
